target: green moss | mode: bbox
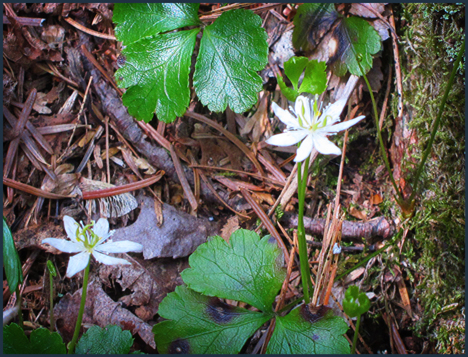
[390,3,465,352]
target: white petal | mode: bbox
[325,116,366,134]
[266,131,307,147]
[93,218,109,238]
[323,98,347,120]
[294,134,314,162]
[66,252,90,278]
[271,102,300,129]
[96,240,143,254]
[92,251,131,266]
[63,216,80,242]
[313,135,342,156]
[96,229,115,246]
[42,238,83,253]
[295,96,312,127]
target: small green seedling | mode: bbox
[277,57,327,102]
[342,285,371,354]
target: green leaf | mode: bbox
[284,56,309,91]
[339,16,381,76]
[181,229,286,312]
[193,9,268,113]
[116,29,199,123]
[293,3,338,52]
[292,4,381,76]
[267,305,350,354]
[298,60,327,95]
[75,325,134,354]
[277,75,299,102]
[153,285,271,354]
[113,3,200,45]
[3,323,66,354]
[342,285,371,318]
[3,217,23,293]
[278,57,327,101]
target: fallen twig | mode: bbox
[281,213,395,242]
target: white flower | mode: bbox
[266,95,365,162]
[42,216,143,278]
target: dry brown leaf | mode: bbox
[54,279,156,349]
[99,257,188,322]
[134,157,157,175]
[370,193,383,205]
[349,206,368,221]
[112,195,219,259]
[252,191,276,205]
[220,215,240,242]
[349,3,387,18]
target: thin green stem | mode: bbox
[49,272,55,332]
[409,38,465,203]
[15,287,23,330]
[297,156,312,304]
[361,73,403,203]
[67,261,90,354]
[351,314,361,354]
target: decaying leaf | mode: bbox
[220,215,240,242]
[349,3,387,18]
[99,257,189,322]
[54,279,156,349]
[111,195,219,259]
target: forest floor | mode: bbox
[3,3,465,354]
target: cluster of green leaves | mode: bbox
[293,3,381,76]
[277,57,327,101]
[113,4,268,123]
[152,229,350,354]
[3,323,139,354]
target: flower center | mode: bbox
[75,221,100,251]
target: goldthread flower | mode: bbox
[42,216,143,278]
[266,95,365,162]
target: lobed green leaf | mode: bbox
[75,325,134,354]
[193,9,268,113]
[153,285,271,354]
[113,3,200,45]
[339,16,382,76]
[181,229,286,312]
[267,305,350,354]
[116,29,199,123]
[3,323,66,354]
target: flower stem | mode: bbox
[297,156,312,304]
[351,314,361,354]
[67,260,90,354]
[49,272,55,332]
[408,38,465,203]
[361,72,403,204]
[15,287,23,330]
